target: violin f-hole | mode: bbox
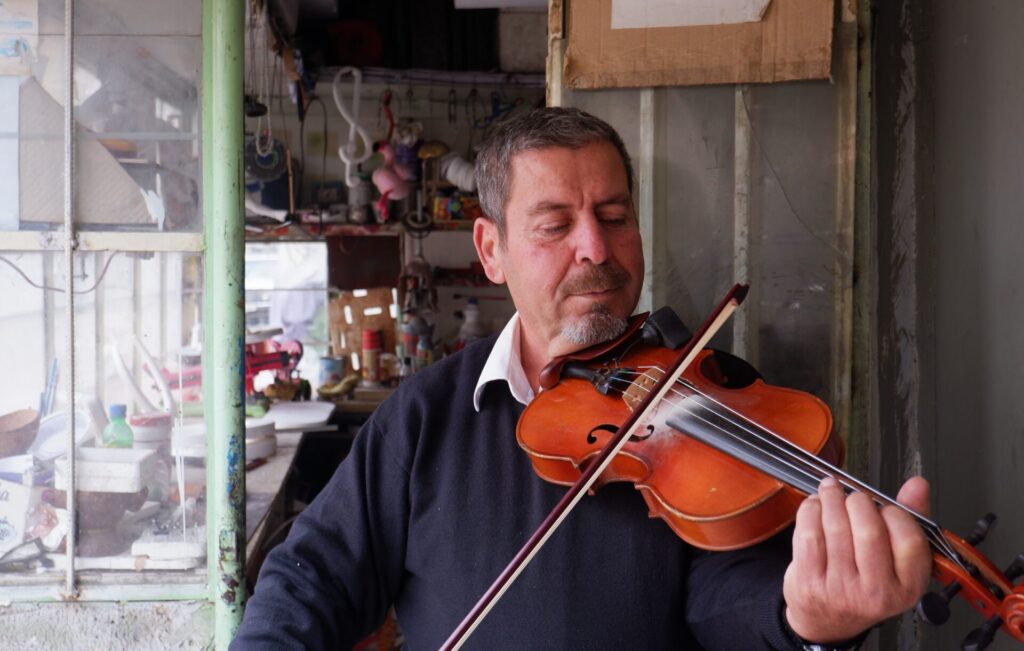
[586,424,618,445]
[586,423,654,445]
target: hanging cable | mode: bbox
[332,67,373,188]
[0,251,121,294]
[252,2,274,156]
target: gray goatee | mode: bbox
[559,263,631,345]
[560,304,628,346]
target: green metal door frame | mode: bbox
[202,0,247,646]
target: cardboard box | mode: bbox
[564,0,834,89]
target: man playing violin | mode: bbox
[234,107,933,650]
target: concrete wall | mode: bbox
[926,1,1024,648]
[566,80,842,403]
[1,601,213,650]
[876,1,1024,648]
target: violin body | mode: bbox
[518,346,843,550]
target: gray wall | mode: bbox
[876,1,1024,648]
[566,81,842,401]
[927,1,1024,648]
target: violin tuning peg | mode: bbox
[966,513,998,546]
[1004,552,1024,583]
[918,592,953,626]
[961,615,1002,651]
[918,581,961,626]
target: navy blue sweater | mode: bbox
[233,336,802,650]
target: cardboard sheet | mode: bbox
[19,77,152,225]
[565,0,834,89]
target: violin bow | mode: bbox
[439,284,750,651]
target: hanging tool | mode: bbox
[332,67,374,188]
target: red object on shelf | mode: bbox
[160,339,304,395]
[244,339,304,393]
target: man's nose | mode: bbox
[572,214,610,265]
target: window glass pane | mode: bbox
[3,0,201,234]
[0,249,207,578]
[1,1,65,233]
[244,242,329,389]
[0,250,62,579]
[71,250,205,571]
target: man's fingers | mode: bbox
[895,476,930,517]
[792,494,826,578]
[818,477,856,577]
[881,504,933,596]
[848,490,895,585]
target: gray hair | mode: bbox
[474,107,634,238]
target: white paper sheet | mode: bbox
[611,0,772,30]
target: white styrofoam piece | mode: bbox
[265,401,335,431]
[245,416,276,439]
[245,434,277,461]
[54,447,156,493]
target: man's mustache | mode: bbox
[561,263,630,295]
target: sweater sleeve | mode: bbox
[684,531,803,650]
[231,417,411,650]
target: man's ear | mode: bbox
[473,218,506,285]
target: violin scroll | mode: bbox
[918,513,1024,649]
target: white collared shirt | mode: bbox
[472,312,536,411]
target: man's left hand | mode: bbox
[783,476,933,644]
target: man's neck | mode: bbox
[518,321,572,394]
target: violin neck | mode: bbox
[664,388,963,567]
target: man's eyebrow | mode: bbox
[525,194,633,215]
[594,193,633,209]
[525,200,571,216]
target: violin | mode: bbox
[442,285,1024,650]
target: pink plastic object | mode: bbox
[371,143,411,222]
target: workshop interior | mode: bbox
[0,0,1022,649]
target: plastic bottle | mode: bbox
[456,298,487,350]
[102,404,134,448]
[415,337,433,370]
[361,328,382,387]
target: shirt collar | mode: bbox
[473,312,535,412]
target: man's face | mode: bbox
[474,142,644,360]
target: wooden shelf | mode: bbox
[244,218,476,241]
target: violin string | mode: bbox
[610,372,960,563]
[604,370,962,565]
[612,370,959,560]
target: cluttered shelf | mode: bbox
[244,216,476,241]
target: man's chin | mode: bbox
[559,310,629,348]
